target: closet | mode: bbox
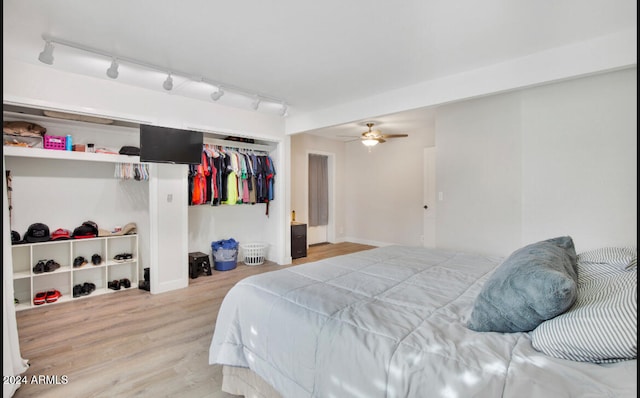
[185,137,281,262]
[4,107,146,308]
[4,103,286,310]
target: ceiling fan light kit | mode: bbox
[358,122,407,148]
[362,138,378,147]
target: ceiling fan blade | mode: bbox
[376,138,386,143]
[380,134,408,139]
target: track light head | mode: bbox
[251,97,261,110]
[106,59,119,79]
[163,73,173,91]
[210,88,224,101]
[38,41,55,65]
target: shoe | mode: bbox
[73,284,83,298]
[33,291,47,305]
[114,253,133,262]
[138,281,150,291]
[45,289,62,303]
[33,260,46,274]
[119,278,131,288]
[91,254,102,265]
[73,256,88,268]
[44,259,60,272]
[108,280,121,291]
[82,282,96,295]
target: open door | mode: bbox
[423,147,436,248]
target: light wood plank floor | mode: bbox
[12,242,375,398]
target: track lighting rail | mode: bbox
[38,34,288,115]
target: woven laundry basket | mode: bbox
[241,242,268,266]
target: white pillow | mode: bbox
[577,246,637,270]
[531,260,637,363]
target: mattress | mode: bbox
[209,245,637,397]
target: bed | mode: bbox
[209,240,637,397]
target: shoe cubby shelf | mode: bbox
[11,234,139,311]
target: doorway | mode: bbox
[307,152,334,245]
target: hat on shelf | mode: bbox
[51,228,72,241]
[82,221,99,235]
[119,146,140,156]
[11,230,24,244]
[72,224,96,239]
[97,222,136,236]
[25,223,51,243]
[113,222,137,236]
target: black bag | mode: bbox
[119,146,140,156]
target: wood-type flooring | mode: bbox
[12,242,375,398]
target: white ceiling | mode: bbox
[2,0,637,139]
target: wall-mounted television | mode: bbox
[139,124,203,165]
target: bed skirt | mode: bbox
[222,366,282,398]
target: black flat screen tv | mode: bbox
[139,124,203,165]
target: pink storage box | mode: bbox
[43,135,66,150]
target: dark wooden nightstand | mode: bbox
[291,222,307,259]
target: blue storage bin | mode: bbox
[212,238,239,271]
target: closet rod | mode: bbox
[202,137,275,152]
[187,125,277,152]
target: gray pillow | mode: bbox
[467,236,578,333]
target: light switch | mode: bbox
[438,192,444,201]
[167,194,173,203]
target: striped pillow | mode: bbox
[531,260,637,363]
[578,246,637,270]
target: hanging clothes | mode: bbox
[187,143,275,213]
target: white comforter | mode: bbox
[209,246,637,398]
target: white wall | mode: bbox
[520,69,637,251]
[149,163,189,293]
[435,68,637,256]
[343,120,435,246]
[435,92,523,255]
[5,156,150,254]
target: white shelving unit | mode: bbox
[5,107,144,310]
[3,145,141,164]
[12,235,139,311]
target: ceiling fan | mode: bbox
[355,122,408,147]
